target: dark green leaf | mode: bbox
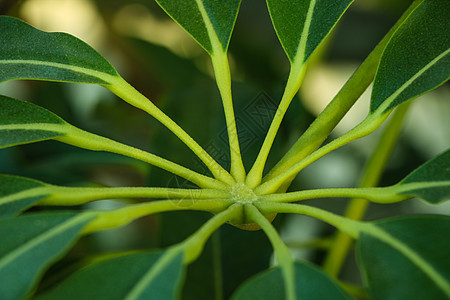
[0,174,50,217]
[231,261,351,300]
[266,0,354,63]
[155,0,241,54]
[0,212,94,300]
[358,215,450,300]
[370,0,450,113]
[36,250,184,300]
[0,16,118,85]
[395,149,450,204]
[0,95,69,149]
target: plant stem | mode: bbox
[263,0,424,185]
[39,186,232,206]
[82,199,233,234]
[106,76,235,186]
[58,125,229,190]
[181,203,241,263]
[255,113,389,195]
[245,204,296,300]
[211,52,246,182]
[258,186,408,204]
[255,201,361,239]
[245,63,307,188]
[322,102,411,277]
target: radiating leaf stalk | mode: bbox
[58,125,228,190]
[41,185,232,206]
[256,201,362,239]
[82,199,233,235]
[181,203,241,264]
[106,77,236,186]
[254,113,389,195]
[190,0,246,181]
[245,0,318,188]
[246,204,296,300]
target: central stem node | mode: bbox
[230,182,258,203]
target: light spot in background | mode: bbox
[403,88,450,157]
[20,0,106,48]
[113,4,202,58]
[300,63,371,136]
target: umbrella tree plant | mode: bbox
[0,0,449,299]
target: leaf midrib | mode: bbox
[0,213,94,270]
[373,48,450,114]
[363,223,450,296]
[123,248,182,300]
[0,186,50,206]
[0,59,118,84]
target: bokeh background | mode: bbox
[1,0,449,298]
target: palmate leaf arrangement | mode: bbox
[0,0,449,299]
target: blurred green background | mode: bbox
[1,0,449,298]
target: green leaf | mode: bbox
[0,174,50,217]
[0,16,118,85]
[0,212,94,300]
[36,250,184,300]
[370,0,450,113]
[0,95,69,149]
[231,261,351,300]
[155,0,241,55]
[395,149,450,204]
[266,0,354,63]
[358,215,450,300]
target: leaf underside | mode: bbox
[0,95,67,149]
[155,0,241,54]
[370,0,450,113]
[0,174,49,217]
[397,149,450,204]
[358,215,450,300]
[0,212,93,300]
[231,261,351,300]
[266,0,354,63]
[0,16,118,84]
[36,251,184,300]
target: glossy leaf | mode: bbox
[37,250,184,300]
[155,0,241,54]
[231,261,351,300]
[0,16,118,85]
[0,174,50,217]
[358,215,450,300]
[0,95,68,149]
[0,212,94,300]
[395,149,450,204]
[370,0,450,113]
[266,0,354,63]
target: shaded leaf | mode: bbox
[395,149,450,204]
[231,261,351,300]
[0,174,50,217]
[155,0,241,54]
[0,95,68,149]
[0,16,118,85]
[36,250,184,300]
[370,0,450,113]
[358,215,450,300]
[0,212,94,300]
[266,0,354,63]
